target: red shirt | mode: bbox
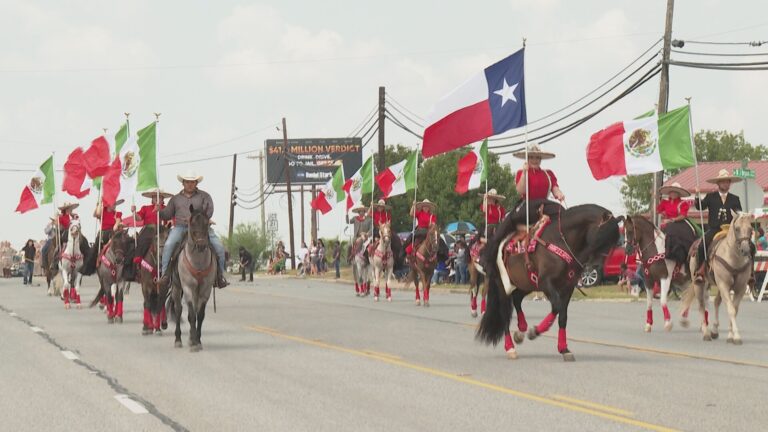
[58,213,71,230]
[515,168,558,200]
[415,210,437,228]
[137,204,163,225]
[100,209,122,230]
[657,198,689,219]
[373,209,391,226]
[482,203,506,224]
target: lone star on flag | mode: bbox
[493,79,519,107]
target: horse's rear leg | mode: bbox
[423,274,431,307]
[373,270,381,302]
[696,283,712,341]
[556,289,576,362]
[385,268,393,302]
[527,286,559,343]
[660,273,673,332]
[711,292,721,339]
[504,330,518,359]
[512,290,527,344]
[142,295,153,335]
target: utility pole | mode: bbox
[246,151,268,234]
[300,185,305,245]
[653,0,675,224]
[282,118,296,270]
[378,86,386,172]
[310,185,318,242]
[228,154,237,244]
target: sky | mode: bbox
[2,0,767,249]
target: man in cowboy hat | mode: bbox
[480,188,506,239]
[158,171,229,288]
[692,169,746,282]
[350,203,373,240]
[123,188,173,281]
[94,199,124,245]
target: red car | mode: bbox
[580,230,639,287]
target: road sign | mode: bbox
[268,213,277,222]
[268,219,278,232]
[733,168,755,179]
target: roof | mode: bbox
[664,161,768,193]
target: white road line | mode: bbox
[30,326,44,333]
[61,350,79,360]
[9,312,17,316]
[114,395,148,414]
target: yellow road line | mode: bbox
[362,350,402,360]
[245,325,678,432]
[550,394,634,417]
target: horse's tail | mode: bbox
[476,215,514,346]
[79,245,98,276]
[89,286,104,308]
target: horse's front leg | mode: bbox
[107,283,117,323]
[422,269,432,307]
[711,291,722,340]
[384,266,393,302]
[192,301,206,352]
[115,283,125,323]
[413,268,422,306]
[186,300,198,350]
[660,265,673,331]
[527,280,561,349]
[173,289,183,348]
[61,266,71,309]
[719,276,744,345]
[696,282,712,341]
[644,276,654,332]
[73,271,82,308]
[512,289,528,344]
[373,265,381,302]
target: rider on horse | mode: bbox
[656,182,697,271]
[480,188,506,240]
[158,171,229,289]
[124,188,172,281]
[693,169,755,285]
[93,199,124,245]
[41,202,78,271]
[404,199,438,256]
[371,199,392,240]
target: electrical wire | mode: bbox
[669,59,768,70]
[347,104,378,137]
[385,93,425,121]
[681,40,767,46]
[385,101,424,128]
[671,49,768,57]
[385,111,423,140]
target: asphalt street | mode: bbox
[1,275,766,432]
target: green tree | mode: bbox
[620,130,768,213]
[220,222,269,265]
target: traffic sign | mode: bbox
[733,168,755,179]
[268,219,278,232]
[268,213,278,222]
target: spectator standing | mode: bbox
[238,246,253,282]
[454,240,468,284]
[21,239,36,285]
[333,242,341,279]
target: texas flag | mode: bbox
[422,48,527,158]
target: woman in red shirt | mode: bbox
[657,182,697,266]
[479,188,506,239]
[405,199,437,255]
[514,144,564,203]
[93,199,124,245]
[372,199,392,238]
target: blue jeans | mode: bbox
[24,262,34,284]
[334,259,340,278]
[456,262,468,284]
[161,226,226,276]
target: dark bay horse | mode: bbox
[408,223,440,307]
[139,225,169,335]
[89,229,131,323]
[477,201,620,361]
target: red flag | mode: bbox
[310,191,333,215]
[62,147,91,199]
[82,136,112,178]
[101,157,122,206]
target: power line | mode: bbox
[669,59,768,71]
[680,40,767,46]
[385,111,423,141]
[385,93,425,121]
[385,101,424,128]
[347,104,378,137]
[671,49,768,57]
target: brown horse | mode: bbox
[139,225,169,335]
[477,201,620,361]
[408,223,440,307]
[89,229,131,324]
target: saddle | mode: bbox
[712,224,730,243]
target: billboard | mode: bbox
[265,138,363,185]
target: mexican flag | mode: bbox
[93,122,128,191]
[62,147,92,199]
[376,151,417,198]
[587,106,695,180]
[344,155,374,211]
[102,121,158,206]
[455,139,488,194]
[311,165,345,215]
[16,156,55,214]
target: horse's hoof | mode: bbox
[506,349,518,360]
[527,328,539,341]
[703,334,712,341]
[680,319,690,328]
[423,301,430,308]
[174,341,183,348]
[98,304,105,310]
[664,321,673,332]
[562,351,576,362]
[415,300,421,306]
[644,323,652,333]
[117,317,123,324]
[726,337,734,344]
[470,310,478,318]
[711,332,719,340]
[513,331,525,344]
[161,322,168,330]
[64,304,70,310]
[155,330,163,336]
[76,304,82,310]
[386,296,392,303]
[142,328,152,336]
[374,296,379,302]
[107,317,114,324]
[190,344,202,353]
[733,338,743,346]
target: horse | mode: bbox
[467,235,488,317]
[623,215,691,332]
[407,223,440,307]
[59,220,88,309]
[169,205,217,352]
[350,234,370,297]
[89,229,131,323]
[43,239,61,297]
[477,201,620,361]
[371,223,395,302]
[139,225,170,335]
[681,211,754,344]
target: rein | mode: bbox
[627,219,666,274]
[182,245,215,286]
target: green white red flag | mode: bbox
[16,156,56,213]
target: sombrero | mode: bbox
[350,204,367,213]
[478,188,506,201]
[659,182,690,197]
[414,199,436,212]
[177,170,204,183]
[372,199,391,210]
[58,202,79,211]
[512,143,555,160]
[706,169,742,184]
[141,188,174,199]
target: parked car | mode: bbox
[580,231,638,287]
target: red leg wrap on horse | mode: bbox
[504,332,514,351]
[517,310,528,332]
[424,288,430,302]
[374,286,380,297]
[646,309,653,325]
[63,288,70,304]
[470,295,477,311]
[354,283,359,293]
[481,297,486,314]
[385,286,391,298]
[662,305,671,321]
[704,310,709,325]
[535,313,556,334]
[117,301,123,318]
[143,309,151,327]
[154,312,161,330]
[558,328,568,353]
[100,295,107,306]
[415,287,420,300]
[682,309,689,319]
[107,301,114,318]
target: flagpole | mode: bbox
[686,98,707,262]
[51,152,61,258]
[153,113,162,280]
[411,148,419,251]
[484,176,489,240]
[522,38,530,231]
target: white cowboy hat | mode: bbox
[414,199,436,211]
[659,182,690,197]
[372,199,391,210]
[478,188,506,201]
[705,169,742,184]
[511,143,556,160]
[177,171,203,183]
[141,188,174,199]
[350,204,367,213]
[58,202,79,211]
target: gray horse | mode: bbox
[170,206,216,352]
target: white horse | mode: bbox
[351,234,370,297]
[683,211,754,344]
[371,223,394,302]
[59,220,86,309]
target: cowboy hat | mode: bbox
[511,143,556,160]
[414,199,436,211]
[478,188,506,201]
[659,182,690,197]
[141,188,174,199]
[177,171,204,183]
[705,169,743,184]
[372,199,391,210]
[350,204,367,213]
[58,202,79,211]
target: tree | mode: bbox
[620,130,768,213]
[220,222,269,264]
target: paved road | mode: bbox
[1,276,766,431]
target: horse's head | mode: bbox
[622,215,655,252]
[110,230,130,265]
[188,205,211,250]
[426,223,440,249]
[379,223,392,245]
[730,211,754,257]
[69,220,81,237]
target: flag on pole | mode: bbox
[376,152,417,198]
[587,106,696,180]
[311,166,346,214]
[344,155,374,210]
[62,147,91,199]
[16,156,55,213]
[455,139,488,194]
[103,121,158,206]
[93,122,129,190]
[422,48,526,158]
[82,136,112,178]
